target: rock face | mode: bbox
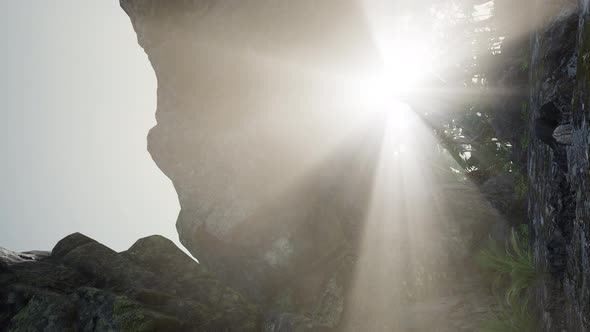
[1,2,516,330]
[120,0,382,312]
[0,233,258,331]
[528,0,590,330]
[119,1,507,328]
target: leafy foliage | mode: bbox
[422,0,532,185]
[436,108,517,183]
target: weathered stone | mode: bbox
[481,173,516,215]
[120,0,385,309]
[528,1,590,330]
[0,247,48,266]
[74,287,183,332]
[51,232,97,258]
[553,123,573,145]
[6,289,75,332]
[0,234,260,331]
[60,240,145,289]
[118,6,506,330]
[123,235,208,279]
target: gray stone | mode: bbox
[553,123,573,145]
[120,1,383,308]
[0,233,260,331]
[528,2,590,330]
[118,5,505,328]
[51,232,97,258]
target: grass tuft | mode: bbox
[477,228,539,332]
[480,287,537,332]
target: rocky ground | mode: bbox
[1,232,496,331]
[0,233,259,331]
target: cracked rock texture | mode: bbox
[528,0,590,330]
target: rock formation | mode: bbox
[119,1,507,328]
[528,0,590,330]
[1,1,535,331]
[121,1,382,314]
[1,231,502,331]
[0,233,258,331]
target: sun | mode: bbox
[351,39,433,112]
[352,43,431,113]
[381,41,432,95]
[361,1,435,97]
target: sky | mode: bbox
[0,1,180,252]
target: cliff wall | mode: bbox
[528,0,590,330]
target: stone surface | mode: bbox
[120,4,507,328]
[120,1,383,313]
[481,173,517,215]
[528,1,590,330]
[0,233,259,331]
[553,124,573,145]
[1,1,519,330]
[51,232,97,258]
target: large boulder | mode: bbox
[119,2,510,328]
[0,233,260,331]
[120,0,384,319]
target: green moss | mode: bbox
[112,295,182,332]
[112,296,149,331]
[113,295,137,314]
[520,60,529,72]
[8,292,75,332]
[515,174,528,200]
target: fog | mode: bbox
[0,1,179,252]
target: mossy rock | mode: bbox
[8,290,75,332]
[76,287,183,332]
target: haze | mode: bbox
[0,1,179,252]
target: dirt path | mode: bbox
[398,276,495,332]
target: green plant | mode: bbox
[481,292,536,332]
[477,229,535,299]
[515,224,529,244]
[477,228,539,332]
[514,172,528,200]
